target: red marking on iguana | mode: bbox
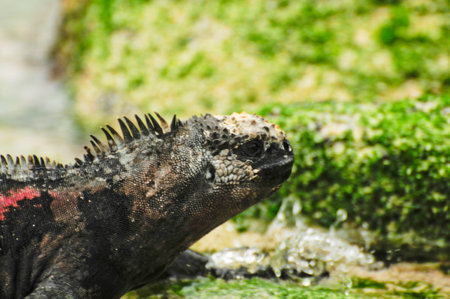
[0,187,40,220]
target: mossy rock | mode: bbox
[123,276,442,299]
[236,95,449,261]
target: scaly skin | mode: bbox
[0,112,293,298]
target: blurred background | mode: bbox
[2,0,448,154]
[0,0,448,297]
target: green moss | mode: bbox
[56,0,449,133]
[378,7,410,45]
[350,277,387,289]
[122,276,442,299]
[235,95,449,260]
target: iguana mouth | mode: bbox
[258,153,294,185]
[257,139,294,185]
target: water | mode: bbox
[207,197,377,283]
[0,0,82,162]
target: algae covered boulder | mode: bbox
[239,96,449,261]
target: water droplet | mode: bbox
[336,209,348,222]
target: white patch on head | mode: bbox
[214,112,286,143]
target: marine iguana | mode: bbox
[0,112,294,298]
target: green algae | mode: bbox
[123,276,443,299]
[234,96,449,261]
[56,0,449,132]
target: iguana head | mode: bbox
[186,112,294,219]
[138,112,294,238]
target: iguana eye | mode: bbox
[240,140,264,157]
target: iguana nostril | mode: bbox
[283,139,292,152]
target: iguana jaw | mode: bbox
[255,143,294,186]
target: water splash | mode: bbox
[207,196,377,282]
[269,225,375,278]
[207,247,271,279]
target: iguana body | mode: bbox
[0,112,293,298]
